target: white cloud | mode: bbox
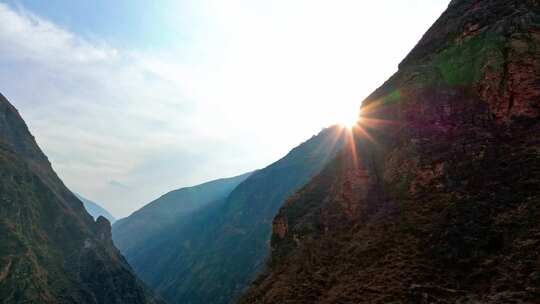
[0,3,220,216]
[0,1,449,217]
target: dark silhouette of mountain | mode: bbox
[241,1,540,303]
[75,193,117,224]
[112,126,349,304]
[0,94,163,304]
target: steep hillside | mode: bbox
[112,172,251,271]
[0,94,162,304]
[242,0,540,303]
[114,125,349,304]
[76,193,117,224]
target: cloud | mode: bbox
[108,180,131,190]
[0,3,231,216]
[0,1,449,217]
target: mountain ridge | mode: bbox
[112,172,252,266]
[113,125,350,304]
[241,0,540,303]
[0,93,163,304]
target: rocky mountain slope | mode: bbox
[113,126,349,304]
[76,193,117,224]
[0,93,162,304]
[241,0,540,303]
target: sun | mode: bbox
[336,111,360,129]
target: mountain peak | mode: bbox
[95,216,112,242]
[75,193,117,224]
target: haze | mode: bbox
[0,0,449,217]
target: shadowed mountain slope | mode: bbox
[0,94,163,304]
[241,1,540,303]
[112,172,252,262]
[113,125,349,304]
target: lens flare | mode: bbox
[337,112,360,129]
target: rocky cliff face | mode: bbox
[241,1,540,303]
[0,94,162,304]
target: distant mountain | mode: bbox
[112,172,252,262]
[241,1,540,303]
[75,193,116,224]
[0,93,163,304]
[113,125,349,304]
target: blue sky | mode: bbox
[3,0,193,48]
[0,0,450,217]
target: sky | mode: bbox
[0,0,450,217]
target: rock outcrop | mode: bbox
[241,1,540,303]
[76,193,117,224]
[0,94,163,304]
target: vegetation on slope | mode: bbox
[0,94,162,304]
